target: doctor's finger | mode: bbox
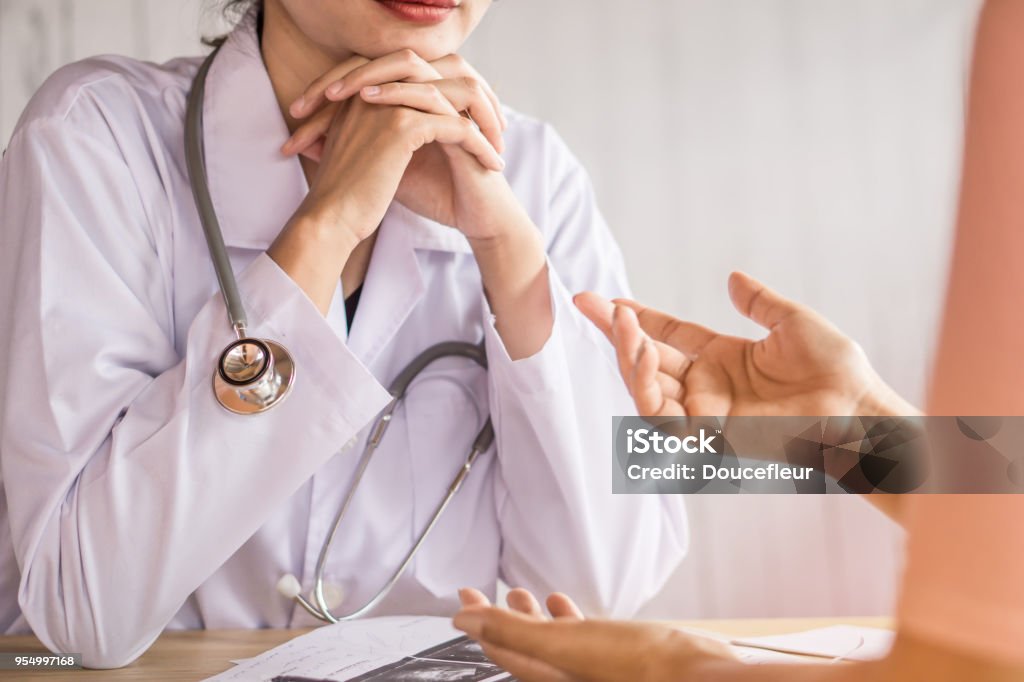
[426,78,503,152]
[361,80,504,152]
[613,299,718,359]
[507,588,545,618]
[728,271,803,330]
[361,82,459,117]
[299,138,326,163]
[322,49,443,104]
[414,112,505,172]
[282,102,338,156]
[290,54,370,118]
[429,53,508,130]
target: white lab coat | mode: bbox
[0,15,687,669]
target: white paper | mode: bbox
[203,616,511,681]
[674,626,809,665]
[731,625,895,662]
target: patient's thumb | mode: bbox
[728,271,800,329]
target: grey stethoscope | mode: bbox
[185,47,495,623]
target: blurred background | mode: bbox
[0,0,982,620]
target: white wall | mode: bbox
[0,0,981,619]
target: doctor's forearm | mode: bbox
[268,211,360,315]
[471,215,552,360]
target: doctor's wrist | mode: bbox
[469,219,545,288]
[268,212,361,315]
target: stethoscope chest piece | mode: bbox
[213,337,296,414]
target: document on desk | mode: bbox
[731,625,895,662]
[203,616,511,682]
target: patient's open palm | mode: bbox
[576,273,886,418]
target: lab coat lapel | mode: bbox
[345,202,477,367]
[345,203,428,367]
[202,13,307,251]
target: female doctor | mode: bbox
[0,0,686,668]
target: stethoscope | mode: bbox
[185,47,496,622]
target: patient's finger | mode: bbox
[613,299,718,359]
[546,593,584,620]
[728,271,803,330]
[573,292,614,341]
[652,338,691,380]
[507,588,545,618]
[657,369,685,402]
[611,305,646,392]
[458,587,491,608]
[635,338,686,416]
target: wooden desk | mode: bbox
[0,617,889,681]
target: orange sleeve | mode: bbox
[898,0,1024,666]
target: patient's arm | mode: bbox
[454,605,1024,682]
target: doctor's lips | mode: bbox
[374,0,460,25]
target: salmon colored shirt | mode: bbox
[897,0,1024,666]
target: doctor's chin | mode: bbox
[1,1,1022,680]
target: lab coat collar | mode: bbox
[202,14,473,255]
[202,12,305,252]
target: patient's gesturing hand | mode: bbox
[453,605,735,682]
[575,272,915,418]
[458,587,583,621]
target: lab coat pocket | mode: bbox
[402,364,500,597]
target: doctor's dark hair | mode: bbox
[222,0,259,17]
[204,0,261,46]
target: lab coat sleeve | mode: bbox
[484,123,688,617]
[0,120,392,667]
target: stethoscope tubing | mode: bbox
[185,45,248,339]
[187,45,496,623]
[306,341,495,623]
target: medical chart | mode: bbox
[203,616,511,681]
[731,625,895,662]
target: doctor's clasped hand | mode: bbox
[271,48,553,359]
